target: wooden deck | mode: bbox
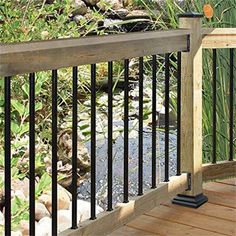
[109,178,236,236]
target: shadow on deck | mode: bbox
[109,178,236,236]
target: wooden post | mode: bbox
[172,12,208,208]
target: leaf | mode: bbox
[11,100,26,117]
[35,172,51,197]
[203,4,214,19]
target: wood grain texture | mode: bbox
[146,205,236,235]
[108,226,155,236]
[203,181,236,195]
[60,174,187,236]
[202,28,236,49]
[162,202,236,222]
[216,178,236,186]
[204,190,236,209]
[179,17,203,196]
[202,161,236,182]
[0,29,190,76]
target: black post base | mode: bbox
[172,193,208,208]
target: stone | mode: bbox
[73,14,85,24]
[11,231,23,236]
[14,190,26,201]
[74,0,88,16]
[82,0,100,6]
[19,220,29,236]
[37,217,51,236]
[97,0,123,11]
[12,178,29,198]
[35,202,50,221]
[38,185,71,213]
[70,199,103,222]
[58,210,71,232]
[0,210,4,225]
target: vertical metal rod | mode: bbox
[29,73,36,236]
[72,67,78,229]
[4,76,11,236]
[229,48,234,161]
[152,55,157,189]
[164,53,170,182]
[90,64,96,219]
[51,69,58,235]
[177,52,181,176]
[124,59,129,203]
[138,57,143,196]
[212,49,217,164]
[107,61,113,211]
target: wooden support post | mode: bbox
[172,12,208,208]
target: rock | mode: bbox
[35,202,50,221]
[70,200,103,222]
[97,0,123,11]
[74,0,88,16]
[83,0,100,6]
[11,178,29,198]
[38,185,71,213]
[58,210,71,232]
[14,190,26,201]
[0,211,4,225]
[37,217,51,236]
[73,15,85,24]
[126,10,151,19]
[11,231,23,236]
[19,220,29,236]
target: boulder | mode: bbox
[83,0,100,6]
[19,220,29,236]
[38,185,71,213]
[58,210,71,232]
[71,199,103,222]
[97,0,123,11]
[35,202,50,221]
[36,217,51,236]
[74,0,88,16]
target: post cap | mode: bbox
[178,12,203,18]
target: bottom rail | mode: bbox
[60,174,187,236]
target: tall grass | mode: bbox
[144,0,236,162]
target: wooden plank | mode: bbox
[204,190,236,209]
[0,29,190,76]
[202,28,236,49]
[146,205,236,235]
[60,174,187,236]
[127,214,222,236]
[203,182,236,195]
[179,16,203,196]
[108,226,155,236]
[202,161,236,182]
[216,178,236,186]
[162,202,236,222]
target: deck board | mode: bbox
[109,178,236,236]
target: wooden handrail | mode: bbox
[202,28,236,49]
[0,29,190,77]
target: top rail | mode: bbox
[0,29,190,77]
[202,28,236,49]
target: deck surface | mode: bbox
[109,178,236,236]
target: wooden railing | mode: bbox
[0,12,235,236]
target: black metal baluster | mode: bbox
[72,67,78,229]
[52,69,58,235]
[107,61,113,211]
[164,53,170,182]
[5,76,11,236]
[212,49,217,164]
[177,52,181,176]
[124,59,129,203]
[29,73,36,235]
[229,48,234,161]
[138,57,143,196]
[91,64,96,219]
[152,55,157,189]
